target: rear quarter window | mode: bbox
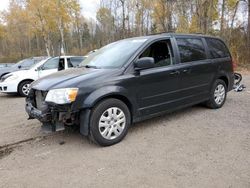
[70,57,85,67]
[176,38,206,63]
[206,38,230,58]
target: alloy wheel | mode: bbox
[22,83,31,96]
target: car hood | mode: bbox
[31,67,121,91]
[0,67,13,76]
[8,69,31,76]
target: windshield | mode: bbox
[29,57,52,69]
[79,38,147,69]
[13,58,37,69]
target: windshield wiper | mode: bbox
[84,65,99,69]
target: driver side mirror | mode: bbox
[134,57,155,71]
[36,66,43,71]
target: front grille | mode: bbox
[35,90,47,110]
[28,89,47,110]
[0,86,7,91]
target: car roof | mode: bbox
[124,33,222,41]
[52,56,85,58]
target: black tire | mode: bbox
[206,79,227,109]
[89,98,131,146]
[18,80,32,97]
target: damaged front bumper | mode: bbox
[25,101,52,122]
[25,99,78,132]
[25,88,91,136]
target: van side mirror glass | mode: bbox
[134,57,155,70]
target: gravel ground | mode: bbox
[0,74,250,188]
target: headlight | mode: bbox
[5,74,19,81]
[45,88,79,104]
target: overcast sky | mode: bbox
[0,0,99,19]
[0,0,246,24]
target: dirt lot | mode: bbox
[0,74,250,188]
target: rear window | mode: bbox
[206,38,230,58]
[176,38,206,63]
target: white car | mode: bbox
[0,56,86,96]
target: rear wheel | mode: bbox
[18,81,32,97]
[206,79,227,109]
[89,98,131,146]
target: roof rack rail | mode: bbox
[147,32,175,36]
[148,32,165,36]
[193,32,203,34]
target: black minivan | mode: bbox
[26,33,234,146]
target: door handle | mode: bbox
[170,70,180,75]
[182,69,189,73]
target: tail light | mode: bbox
[232,59,237,72]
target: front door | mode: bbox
[135,39,183,117]
[38,57,59,78]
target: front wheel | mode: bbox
[206,79,227,109]
[18,81,32,97]
[89,98,131,146]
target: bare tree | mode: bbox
[248,0,250,55]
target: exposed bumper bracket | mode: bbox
[25,102,52,122]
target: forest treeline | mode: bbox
[0,0,249,67]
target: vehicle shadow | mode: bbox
[129,104,208,133]
[44,104,209,148]
[0,93,22,98]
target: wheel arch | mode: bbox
[17,79,35,95]
[81,86,136,114]
[79,86,136,136]
[217,75,229,90]
[18,79,35,89]
[92,94,133,119]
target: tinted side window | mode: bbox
[176,38,206,63]
[42,58,59,70]
[206,38,230,58]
